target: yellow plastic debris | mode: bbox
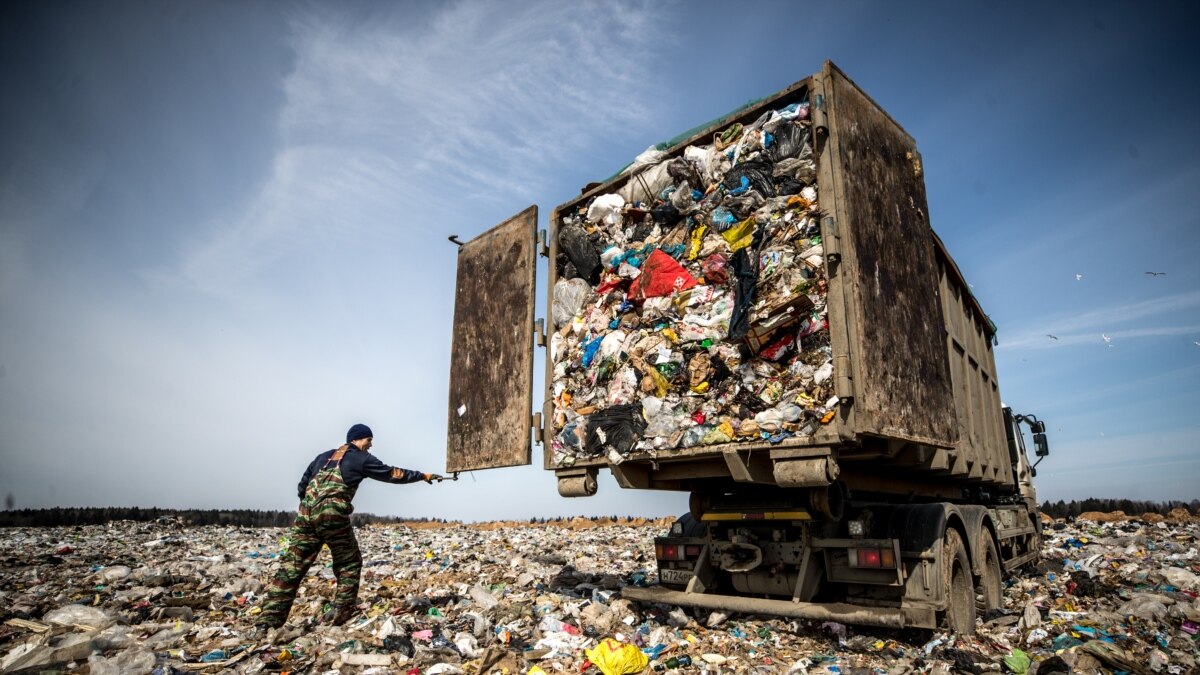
[721,216,757,252]
[688,225,707,260]
[585,638,649,675]
[647,368,671,398]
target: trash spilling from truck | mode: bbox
[548,96,832,465]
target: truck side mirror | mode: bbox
[1031,421,1046,434]
[1034,433,1049,457]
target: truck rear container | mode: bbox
[445,61,1049,631]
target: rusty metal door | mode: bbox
[821,62,958,449]
[446,206,538,472]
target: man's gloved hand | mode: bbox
[424,473,443,484]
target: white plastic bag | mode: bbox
[44,604,116,629]
[587,193,625,226]
[468,584,499,610]
[87,647,155,675]
[552,278,592,328]
[621,145,667,175]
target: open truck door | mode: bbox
[446,206,539,473]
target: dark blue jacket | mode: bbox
[298,446,425,500]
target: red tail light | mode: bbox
[850,548,896,568]
[656,544,683,560]
[857,548,882,567]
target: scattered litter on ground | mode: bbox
[1,512,1196,674]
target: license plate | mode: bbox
[660,568,694,585]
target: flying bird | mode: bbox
[1046,334,1059,340]
[1145,271,1166,277]
[1102,334,1113,346]
[1075,274,1083,281]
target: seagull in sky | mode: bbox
[1075,274,1083,281]
[1102,334,1113,346]
[1046,334,1059,340]
[1146,271,1166,277]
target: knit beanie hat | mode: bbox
[346,423,373,443]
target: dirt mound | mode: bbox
[1166,507,1194,522]
[1078,511,1128,523]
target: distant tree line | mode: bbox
[525,515,659,523]
[1040,498,1200,519]
[0,507,443,528]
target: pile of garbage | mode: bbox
[0,512,1196,674]
[549,96,837,467]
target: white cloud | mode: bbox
[165,1,665,298]
[998,290,1200,350]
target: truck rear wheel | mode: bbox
[941,528,976,634]
[674,513,707,538]
[975,535,1002,615]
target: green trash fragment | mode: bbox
[1003,648,1031,674]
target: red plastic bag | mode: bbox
[630,249,697,300]
[701,253,729,284]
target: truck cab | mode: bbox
[1004,406,1049,503]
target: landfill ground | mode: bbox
[1,511,1197,675]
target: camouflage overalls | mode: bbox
[260,446,362,626]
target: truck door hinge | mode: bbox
[531,412,543,445]
[537,229,549,258]
[534,318,546,347]
[835,354,853,401]
[822,216,838,238]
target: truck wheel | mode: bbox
[941,528,976,634]
[975,535,1002,615]
[1020,515,1043,573]
[675,513,707,538]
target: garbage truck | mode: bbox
[445,61,1050,633]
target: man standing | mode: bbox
[258,423,436,629]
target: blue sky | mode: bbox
[1,1,1196,520]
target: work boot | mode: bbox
[321,604,356,626]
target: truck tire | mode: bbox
[675,513,707,538]
[941,528,976,634]
[975,535,1002,615]
[1020,514,1043,574]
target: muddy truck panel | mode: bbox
[446,62,1014,496]
[445,206,538,473]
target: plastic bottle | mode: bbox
[664,655,692,668]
